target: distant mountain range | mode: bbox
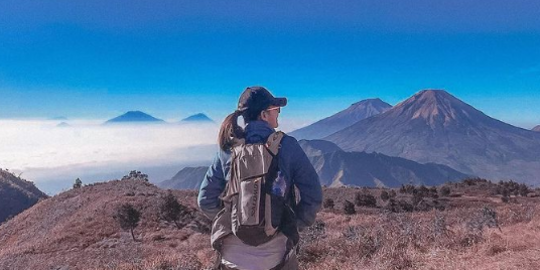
[104,111,165,124]
[180,113,213,123]
[104,111,213,125]
[160,138,468,190]
[290,98,391,140]
[159,166,209,189]
[0,170,48,224]
[325,89,540,185]
[533,125,540,132]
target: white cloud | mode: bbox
[0,120,219,183]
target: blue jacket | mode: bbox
[198,120,323,230]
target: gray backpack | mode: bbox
[223,131,288,246]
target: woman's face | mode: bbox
[260,106,281,128]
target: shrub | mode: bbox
[159,193,192,229]
[323,198,335,209]
[380,190,390,202]
[354,192,377,208]
[343,200,356,215]
[122,170,149,182]
[73,178,82,189]
[114,203,141,241]
[440,186,451,197]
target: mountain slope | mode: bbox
[290,98,391,140]
[104,111,165,124]
[533,125,540,132]
[298,139,343,157]
[159,166,208,190]
[311,150,468,187]
[325,90,540,184]
[0,169,48,223]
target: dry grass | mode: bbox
[1,178,540,270]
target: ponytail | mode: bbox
[218,110,244,151]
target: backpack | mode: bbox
[222,131,289,246]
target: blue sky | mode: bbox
[1,0,540,128]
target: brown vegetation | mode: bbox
[1,177,540,269]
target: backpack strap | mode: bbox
[265,131,284,156]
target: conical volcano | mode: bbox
[325,90,540,184]
[290,98,391,139]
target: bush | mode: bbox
[73,178,82,189]
[122,170,149,182]
[160,193,192,229]
[323,198,335,209]
[380,191,390,202]
[114,203,141,241]
[440,186,451,197]
[354,192,377,208]
[343,200,356,215]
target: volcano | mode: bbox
[325,90,540,184]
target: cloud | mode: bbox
[0,120,218,183]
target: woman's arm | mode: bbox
[197,152,227,220]
[285,137,323,229]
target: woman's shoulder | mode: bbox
[279,132,302,153]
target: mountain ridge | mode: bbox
[290,98,391,140]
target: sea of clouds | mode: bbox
[0,118,308,194]
[0,120,219,194]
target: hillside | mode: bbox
[0,169,48,224]
[0,179,211,270]
[310,150,469,187]
[159,166,208,190]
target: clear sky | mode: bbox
[1,0,540,128]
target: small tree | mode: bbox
[323,198,335,209]
[115,203,141,241]
[343,200,356,215]
[73,178,82,189]
[160,193,192,229]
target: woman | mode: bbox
[198,86,322,270]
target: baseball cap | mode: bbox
[237,86,287,113]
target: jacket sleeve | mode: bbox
[197,152,227,220]
[286,137,323,229]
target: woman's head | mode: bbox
[218,86,287,150]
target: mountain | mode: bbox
[325,89,540,184]
[56,122,71,127]
[533,125,540,132]
[311,150,469,187]
[159,166,208,190]
[0,169,48,224]
[290,98,392,140]
[0,179,210,269]
[104,111,165,124]
[298,139,343,157]
[180,113,214,123]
